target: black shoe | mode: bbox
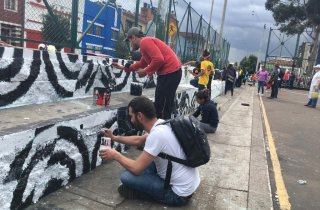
[304,104,309,106]
[118,185,137,199]
[118,185,150,200]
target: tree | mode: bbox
[240,55,258,74]
[114,34,130,59]
[42,12,71,51]
[265,0,320,75]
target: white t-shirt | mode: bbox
[144,119,201,197]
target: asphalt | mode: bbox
[24,85,273,210]
[261,88,320,210]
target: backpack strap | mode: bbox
[158,152,188,165]
[158,152,188,190]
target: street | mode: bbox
[261,88,320,210]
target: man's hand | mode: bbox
[99,148,119,160]
[112,62,124,70]
[137,69,147,77]
[100,129,115,140]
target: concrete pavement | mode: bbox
[25,85,273,210]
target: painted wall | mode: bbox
[0,46,155,109]
[0,88,197,210]
[0,45,225,209]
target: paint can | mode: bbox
[100,137,112,150]
[93,87,111,107]
[130,82,143,96]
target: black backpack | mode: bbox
[157,115,211,189]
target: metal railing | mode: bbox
[0,0,230,68]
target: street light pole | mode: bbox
[206,0,214,49]
[219,0,228,37]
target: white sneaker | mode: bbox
[261,93,264,96]
[257,93,260,95]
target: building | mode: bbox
[24,0,85,52]
[82,0,122,57]
[121,10,147,34]
[298,42,312,74]
[0,0,24,47]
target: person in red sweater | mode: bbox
[112,27,182,119]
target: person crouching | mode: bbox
[192,89,219,133]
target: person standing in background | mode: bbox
[224,64,236,96]
[304,64,320,108]
[257,66,268,96]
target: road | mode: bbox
[261,88,320,210]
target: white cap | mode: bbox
[313,64,320,69]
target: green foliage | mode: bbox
[266,0,320,74]
[265,0,320,34]
[240,55,258,74]
[115,34,130,59]
[42,12,71,50]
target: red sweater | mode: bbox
[129,37,181,76]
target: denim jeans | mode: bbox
[306,98,318,108]
[258,81,265,94]
[190,79,206,90]
[120,163,189,206]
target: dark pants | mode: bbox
[190,79,206,91]
[155,69,182,120]
[271,81,279,98]
[225,81,234,96]
[207,75,213,97]
[289,80,294,89]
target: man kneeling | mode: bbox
[100,96,200,206]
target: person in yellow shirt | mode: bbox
[184,50,214,92]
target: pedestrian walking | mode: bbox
[112,27,182,119]
[223,64,236,96]
[304,64,320,108]
[257,66,268,96]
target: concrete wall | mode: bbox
[0,46,156,109]
[0,88,197,210]
[0,46,225,209]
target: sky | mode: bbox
[190,0,276,62]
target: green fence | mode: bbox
[0,0,230,68]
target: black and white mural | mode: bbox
[0,88,197,210]
[0,46,156,109]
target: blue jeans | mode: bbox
[120,163,189,206]
[258,81,265,94]
[190,79,206,90]
[306,98,318,108]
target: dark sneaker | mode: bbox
[118,185,151,200]
[118,185,137,199]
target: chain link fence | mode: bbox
[0,0,230,67]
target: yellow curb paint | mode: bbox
[260,96,291,210]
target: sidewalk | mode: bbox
[26,86,273,210]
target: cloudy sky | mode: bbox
[190,0,276,62]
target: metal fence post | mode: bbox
[70,0,79,53]
[165,0,173,44]
[264,28,272,66]
[135,0,140,27]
